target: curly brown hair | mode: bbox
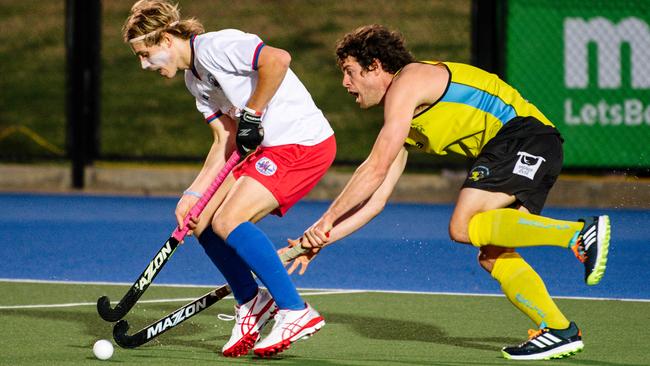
[335,24,415,74]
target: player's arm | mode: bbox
[187,115,237,191]
[175,115,237,230]
[246,45,290,112]
[236,45,290,154]
[304,65,438,246]
[282,147,408,274]
[326,146,408,244]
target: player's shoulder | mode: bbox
[195,30,259,49]
[197,29,247,41]
[193,30,261,62]
[402,61,449,77]
[393,62,449,88]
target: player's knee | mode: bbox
[448,219,470,244]
[478,251,495,273]
[478,246,511,273]
[211,215,241,240]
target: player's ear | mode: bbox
[161,33,173,48]
[368,59,382,74]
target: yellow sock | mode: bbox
[468,208,584,248]
[492,252,570,329]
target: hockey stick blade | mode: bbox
[96,152,241,322]
[114,285,232,348]
[97,237,181,322]
[113,244,309,348]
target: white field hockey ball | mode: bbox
[93,339,114,360]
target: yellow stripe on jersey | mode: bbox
[404,61,553,158]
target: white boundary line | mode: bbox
[0,289,365,310]
[0,278,215,288]
[1,279,648,308]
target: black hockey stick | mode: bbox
[97,152,241,322]
[113,244,309,348]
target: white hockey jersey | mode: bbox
[184,30,333,146]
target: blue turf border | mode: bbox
[1,193,648,300]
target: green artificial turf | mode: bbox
[1,281,648,365]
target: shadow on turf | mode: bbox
[326,311,517,352]
[4,307,218,351]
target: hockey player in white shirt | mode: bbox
[122,0,335,358]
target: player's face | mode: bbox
[131,39,178,79]
[340,57,385,109]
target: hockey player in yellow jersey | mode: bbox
[284,25,611,360]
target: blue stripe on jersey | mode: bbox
[441,82,516,124]
[189,34,201,80]
[252,42,265,70]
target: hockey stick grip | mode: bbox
[171,151,241,241]
[279,243,309,263]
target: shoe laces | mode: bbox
[275,310,287,320]
[527,328,547,340]
[270,310,288,331]
[234,301,257,327]
[571,236,587,263]
[233,305,245,324]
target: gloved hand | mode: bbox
[236,107,264,155]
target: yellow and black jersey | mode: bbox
[404,61,554,158]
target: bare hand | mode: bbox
[175,195,200,242]
[279,238,320,275]
[302,216,333,249]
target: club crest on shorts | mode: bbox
[513,151,546,180]
[468,165,490,181]
[255,157,277,176]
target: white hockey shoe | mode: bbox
[222,288,277,357]
[253,302,325,357]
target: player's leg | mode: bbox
[451,191,572,329]
[479,243,570,330]
[203,176,290,357]
[182,171,277,357]
[213,175,305,310]
[453,194,583,359]
[491,245,583,360]
[452,123,610,285]
[451,188,582,247]
[190,174,260,307]
[244,138,335,357]
[214,137,335,357]
[451,121,585,359]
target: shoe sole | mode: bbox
[586,215,610,286]
[502,340,584,360]
[222,332,259,357]
[253,317,325,358]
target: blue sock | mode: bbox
[197,228,258,304]
[226,222,305,310]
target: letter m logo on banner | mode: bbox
[564,17,650,89]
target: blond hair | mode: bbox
[122,0,204,45]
